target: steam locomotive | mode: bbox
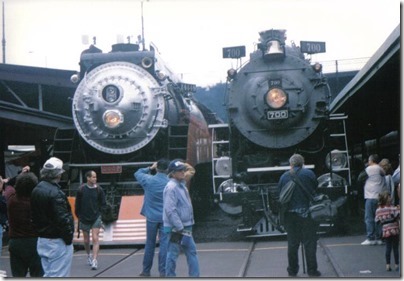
[53,42,218,244]
[211,29,351,236]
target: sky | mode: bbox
[2,0,401,87]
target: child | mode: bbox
[375,191,400,271]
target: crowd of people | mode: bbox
[0,152,400,277]
[358,154,400,272]
[0,156,200,278]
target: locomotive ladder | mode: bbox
[208,123,231,195]
[52,127,76,164]
[52,127,76,189]
[328,113,352,190]
[168,125,189,161]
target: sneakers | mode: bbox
[139,272,151,277]
[91,259,98,270]
[361,239,376,246]
[386,264,392,271]
[308,270,322,277]
[375,240,384,245]
[87,255,93,266]
[0,270,7,277]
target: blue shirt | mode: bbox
[134,167,168,222]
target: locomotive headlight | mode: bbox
[312,62,323,73]
[156,70,167,81]
[265,88,287,109]
[325,149,347,171]
[227,68,237,80]
[103,110,124,128]
[102,85,120,103]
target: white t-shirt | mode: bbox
[364,164,385,199]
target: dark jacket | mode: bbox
[75,184,106,224]
[31,180,74,245]
[278,167,318,213]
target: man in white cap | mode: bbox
[31,157,74,277]
[163,159,200,277]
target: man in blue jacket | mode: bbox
[135,159,169,277]
[278,154,321,278]
[163,159,200,277]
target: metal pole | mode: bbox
[2,1,5,63]
[301,242,306,274]
[141,1,145,50]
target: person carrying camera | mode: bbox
[163,159,199,277]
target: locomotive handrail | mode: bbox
[243,67,306,75]
[247,165,315,172]
[209,123,229,128]
[68,162,154,167]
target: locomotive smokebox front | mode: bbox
[72,61,166,155]
[227,49,328,149]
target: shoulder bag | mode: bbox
[292,175,338,222]
[278,170,300,205]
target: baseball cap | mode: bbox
[43,157,65,175]
[168,160,186,174]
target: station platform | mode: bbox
[0,234,400,278]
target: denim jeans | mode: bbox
[166,233,200,277]
[365,199,382,240]
[0,227,2,254]
[0,227,2,268]
[37,238,73,277]
[142,220,168,276]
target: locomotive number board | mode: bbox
[267,110,288,120]
[300,41,326,54]
[222,46,246,59]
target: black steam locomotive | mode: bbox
[53,42,218,244]
[211,29,351,236]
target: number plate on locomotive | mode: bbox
[101,165,122,174]
[267,110,288,120]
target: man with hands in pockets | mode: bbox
[163,159,200,277]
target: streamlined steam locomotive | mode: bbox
[53,42,218,244]
[211,29,351,236]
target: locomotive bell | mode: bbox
[263,40,284,59]
[259,29,286,60]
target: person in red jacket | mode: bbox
[7,172,43,277]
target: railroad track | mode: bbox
[237,238,343,278]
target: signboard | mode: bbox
[300,41,326,54]
[222,46,246,59]
[101,165,122,174]
[267,110,288,120]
